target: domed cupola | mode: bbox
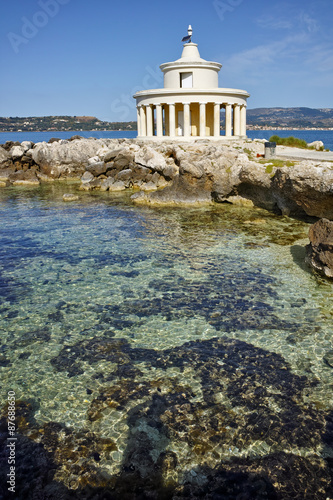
[133,26,250,140]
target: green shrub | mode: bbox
[269,135,309,149]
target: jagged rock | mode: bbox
[272,163,333,219]
[140,181,158,192]
[109,180,126,191]
[131,165,152,183]
[8,170,40,186]
[87,156,100,165]
[116,168,133,182]
[79,178,102,191]
[0,147,11,166]
[134,146,167,173]
[86,162,107,177]
[10,145,25,160]
[2,141,20,151]
[113,151,135,170]
[103,148,126,163]
[21,141,33,151]
[133,174,213,205]
[31,138,113,178]
[81,171,95,183]
[100,177,115,191]
[0,168,15,182]
[305,218,333,278]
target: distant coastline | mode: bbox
[247,126,333,131]
[1,107,333,133]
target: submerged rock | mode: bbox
[306,218,333,278]
[63,194,79,202]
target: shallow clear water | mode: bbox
[0,184,333,498]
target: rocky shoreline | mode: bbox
[1,136,333,216]
[1,135,333,277]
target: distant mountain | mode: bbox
[0,116,137,132]
[1,109,333,133]
[246,107,333,129]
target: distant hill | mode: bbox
[0,116,137,132]
[246,107,333,129]
[1,109,333,132]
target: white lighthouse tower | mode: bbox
[133,26,250,140]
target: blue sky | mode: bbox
[0,0,332,121]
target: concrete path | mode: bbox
[276,145,333,162]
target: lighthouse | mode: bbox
[133,26,250,140]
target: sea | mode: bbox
[0,129,333,498]
[0,128,333,150]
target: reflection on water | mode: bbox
[0,184,332,499]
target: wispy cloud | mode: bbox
[299,12,320,33]
[256,15,293,30]
[256,9,320,34]
[304,43,333,72]
[222,33,309,73]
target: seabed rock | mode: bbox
[63,194,79,202]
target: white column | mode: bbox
[240,105,247,137]
[156,104,163,137]
[199,102,206,137]
[225,103,232,137]
[169,103,176,137]
[140,106,146,137]
[184,103,191,137]
[234,104,240,137]
[214,103,220,137]
[146,105,153,137]
[137,107,141,137]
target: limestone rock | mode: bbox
[63,194,79,202]
[103,148,126,163]
[305,218,333,278]
[31,138,112,178]
[10,145,25,160]
[86,161,107,177]
[87,156,100,165]
[109,181,126,192]
[100,177,115,191]
[308,141,324,151]
[81,171,95,183]
[9,169,40,186]
[134,146,167,173]
[272,163,333,219]
[79,178,102,191]
[0,147,10,165]
[140,181,158,192]
[21,141,33,151]
[0,168,15,181]
[133,174,213,205]
[116,169,133,182]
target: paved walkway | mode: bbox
[276,145,333,162]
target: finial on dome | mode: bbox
[181,25,193,43]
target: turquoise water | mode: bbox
[1,129,332,150]
[0,184,333,498]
